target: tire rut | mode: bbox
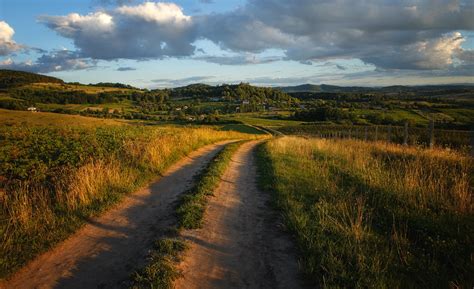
[175,141,306,289]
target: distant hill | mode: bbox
[162,83,297,104]
[0,69,64,89]
[278,84,323,93]
[87,82,140,90]
[278,83,474,93]
[278,84,372,93]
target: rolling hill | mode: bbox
[0,69,64,89]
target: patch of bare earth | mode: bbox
[175,141,305,289]
[1,141,233,289]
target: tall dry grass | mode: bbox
[0,124,258,278]
[258,136,473,288]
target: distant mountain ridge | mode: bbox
[278,83,474,93]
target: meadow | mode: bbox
[0,110,257,278]
[277,124,473,152]
[257,136,473,288]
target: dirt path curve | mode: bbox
[1,141,235,289]
[175,141,305,289]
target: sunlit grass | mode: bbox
[0,118,259,278]
[257,136,473,288]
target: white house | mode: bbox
[27,107,37,112]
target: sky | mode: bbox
[0,0,473,88]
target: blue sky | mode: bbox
[0,0,473,88]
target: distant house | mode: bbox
[209,97,220,102]
[27,107,37,112]
[242,100,250,105]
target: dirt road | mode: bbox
[1,141,232,289]
[174,141,305,289]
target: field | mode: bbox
[1,71,473,288]
[0,108,125,127]
[277,124,473,152]
[257,136,473,288]
[0,110,261,278]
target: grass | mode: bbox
[0,108,125,127]
[277,124,472,151]
[0,115,257,279]
[225,112,304,127]
[131,238,187,289]
[35,99,137,113]
[131,141,245,288]
[24,82,140,94]
[177,141,244,229]
[220,124,268,135]
[257,136,473,288]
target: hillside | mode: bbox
[279,83,474,94]
[165,82,296,103]
[0,69,64,89]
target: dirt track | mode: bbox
[174,141,305,289]
[1,141,232,289]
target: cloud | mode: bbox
[116,66,136,71]
[194,54,281,65]
[33,0,474,75]
[0,50,96,73]
[0,21,22,56]
[360,32,469,70]
[39,2,197,60]
[92,0,135,6]
[199,0,474,71]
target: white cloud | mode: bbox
[0,21,22,56]
[24,0,474,76]
[117,2,190,24]
[39,2,197,60]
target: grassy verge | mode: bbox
[131,237,187,289]
[257,136,473,288]
[0,117,256,279]
[131,141,244,288]
[177,141,244,229]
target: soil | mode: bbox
[174,141,305,289]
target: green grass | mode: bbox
[0,108,125,127]
[437,108,474,124]
[220,124,268,135]
[25,82,140,94]
[177,141,244,229]
[131,238,187,289]
[36,99,137,113]
[353,108,429,125]
[257,137,473,288]
[276,123,472,151]
[225,113,304,127]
